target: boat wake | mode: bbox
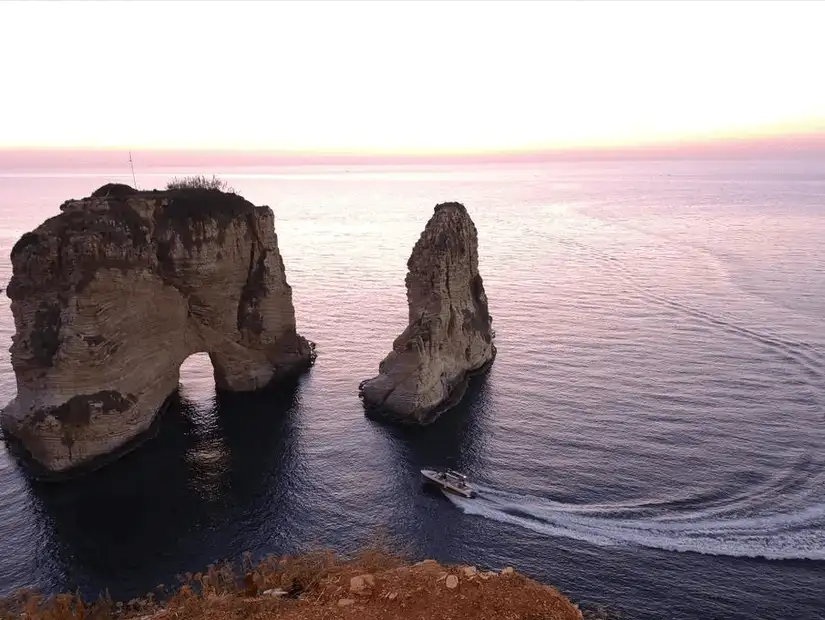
[445,485,825,560]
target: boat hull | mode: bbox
[421,469,477,498]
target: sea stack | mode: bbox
[1,183,314,475]
[359,202,495,423]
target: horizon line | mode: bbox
[2,132,825,164]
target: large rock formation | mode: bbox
[1,183,314,475]
[359,202,495,423]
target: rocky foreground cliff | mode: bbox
[1,183,314,475]
[0,554,585,620]
[360,203,495,423]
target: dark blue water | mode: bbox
[0,160,824,619]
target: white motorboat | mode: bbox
[421,468,477,498]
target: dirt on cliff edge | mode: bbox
[1,552,584,620]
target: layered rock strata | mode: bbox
[1,183,314,475]
[359,202,495,423]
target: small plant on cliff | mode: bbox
[166,175,235,193]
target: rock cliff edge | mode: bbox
[359,203,495,423]
[1,183,314,475]
[0,555,584,620]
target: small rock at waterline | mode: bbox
[445,575,459,589]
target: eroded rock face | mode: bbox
[359,202,495,423]
[1,184,314,475]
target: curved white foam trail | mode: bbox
[445,485,825,560]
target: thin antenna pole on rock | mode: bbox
[129,150,138,189]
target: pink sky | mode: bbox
[3,133,825,172]
[1,1,824,156]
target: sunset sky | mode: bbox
[1,0,824,154]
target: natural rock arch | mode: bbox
[1,184,314,476]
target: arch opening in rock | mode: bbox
[178,352,217,409]
[1,185,315,477]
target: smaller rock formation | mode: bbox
[359,202,495,423]
[2,183,314,476]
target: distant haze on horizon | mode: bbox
[1,1,824,155]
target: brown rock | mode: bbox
[414,559,439,568]
[462,566,478,578]
[445,574,460,589]
[349,575,365,593]
[1,185,315,475]
[359,203,495,424]
[349,574,374,593]
[262,588,288,597]
[337,598,356,607]
[501,566,515,576]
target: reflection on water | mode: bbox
[16,373,496,600]
[373,372,493,476]
[364,373,496,558]
[22,379,304,597]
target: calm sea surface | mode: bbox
[0,160,823,619]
